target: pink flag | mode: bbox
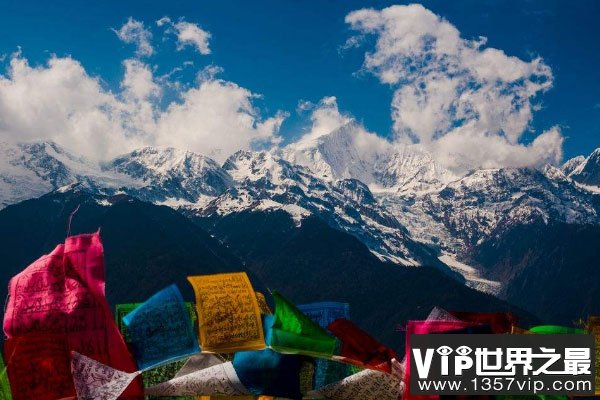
[3,232,142,400]
[403,320,479,400]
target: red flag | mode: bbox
[328,318,398,373]
[449,311,516,333]
[3,232,142,400]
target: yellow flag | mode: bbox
[255,291,272,315]
[588,316,600,395]
[188,272,265,353]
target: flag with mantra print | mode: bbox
[2,232,141,400]
[188,273,265,353]
[71,352,141,400]
[122,284,200,371]
[145,362,250,396]
[309,358,404,400]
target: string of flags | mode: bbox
[0,231,597,400]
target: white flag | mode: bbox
[309,359,404,400]
[145,361,249,396]
[174,354,225,378]
[71,352,140,400]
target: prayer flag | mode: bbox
[116,302,196,343]
[0,353,11,400]
[588,316,600,395]
[174,354,226,378]
[308,358,403,400]
[233,349,307,399]
[328,318,398,373]
[268,291,337,358]
[71,352,141,400]
[298,302,350,329]
[425,307,460,322]
[256,292,272,315]
[2,232,141,400]
[298,302,353,388]
[4,334,72,400]
[188,272,265,353]
[145,362,250,397]
[404,320,481,400]
[528,325,586,334]
[122,284,200,370]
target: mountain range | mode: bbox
[0,124,599,326]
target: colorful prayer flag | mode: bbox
[122,284,200,371]
[116,302,196,343]
[4,334,72,400]
[308,358,403,400]
[268,291,337,358]
[2,232,141,400]
[528,325,586,334]
[233,349,307,399]
[256,292,272,315]
[404,320,481,400]
[188,272,265,353]
[174,354,226,378]
[145,362,250,396]
[425,307,460,322]
[0,353,12,400]
[298,302,352,389]
[328,318,398,373]
[298,302,350,329]
[71,352,141,400]
[588,316,600,396]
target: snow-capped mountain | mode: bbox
[188,149,445,267]
[279,121,455,193]
[1,137,599,295]
[565,149,600,187]
[278,125,600,293]
[104,147,233,206]
[561,155,586,176]
[0,141,137,208]
[0,141,445,268]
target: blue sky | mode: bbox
[0,0,598,163]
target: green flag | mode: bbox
[0,354,12,400]
[529,325,586,334]
[268,291,337,358]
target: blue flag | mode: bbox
[123,284,200,370]
[298,302,353,389]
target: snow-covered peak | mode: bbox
[570,148,600,186]
[561,155,586,176]
[108,147,221,180]
[223,150,306,186]
[373,144,456,194]
[104,147,233,203]
[280,121,455,192]
[280,121,392,184]
[0,141,136,208]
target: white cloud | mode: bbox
[0,53,285,162]
[294,96,352,146]
[113,17,154,57]
[154,72,287,160]
[346,4,562,171]
[157,17,211,55]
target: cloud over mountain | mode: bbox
[0,5,568,171]
[345,4,562,172]
[0,52,285,162]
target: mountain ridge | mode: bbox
[0,137,599,299]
